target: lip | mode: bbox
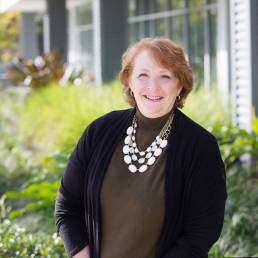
[143,95,164,102]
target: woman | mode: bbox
[55,37,227,258]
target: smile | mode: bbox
[144,95,163,102]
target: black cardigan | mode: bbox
[54,107,227,258]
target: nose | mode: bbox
[147,77,160,93]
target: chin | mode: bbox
[142,109,165,118]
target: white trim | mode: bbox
[0,0,91,12]
[43,13,50,53]
[68,6,77,65]
[0,0,46,12]
[66,0,91,9]
[230,0,252,131]
[217,0,230,101]
[0,0,20,12]
[128,4,217,23]
[93,0,102,85]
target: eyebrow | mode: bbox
[137,68,171,73]
[138,68,149,72]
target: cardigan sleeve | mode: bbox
[54,125,93,258]
[163,135,227,258]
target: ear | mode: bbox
[177,84,183,96]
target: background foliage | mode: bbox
[0,12,20,61]
[0,82,258,257]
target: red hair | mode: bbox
[119,37,193,108]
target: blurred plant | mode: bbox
[16,81,127,155]
[215,161,258,257]
[183,86,232,128]
[3,181,59,220]
[1,81,258,256]
[0,219,65,257]
[5,49,65,87]
[59,65,94,86]
[5,49,95,88]
[0,12,20,61]
[184,87,258,168]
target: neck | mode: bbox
[135,107,174,130]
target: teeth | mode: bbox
[146,95,162,100]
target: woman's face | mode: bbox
[129,50,182,118]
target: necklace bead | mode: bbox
[139,164,148,173]
[124,136,130,144]
[146,152,152,159]
[154,148,162,156]
[147,156,156,165]
[124,155,131,164]
[127,126,133,135]
[139,158,145,164]
[123,111,174,173]
[160,139,168,148]
[123,145,130,154]
[129,164,137,173]
[132,154,137,161]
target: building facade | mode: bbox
[0,0,258,131]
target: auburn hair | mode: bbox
[118,37,193,108]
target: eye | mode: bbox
[137,73,148,78]
[161,74,171,80]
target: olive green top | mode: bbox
[100,108,173,258]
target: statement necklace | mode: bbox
[123,112,174,173]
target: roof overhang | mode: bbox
[0,0,91,13]
[0,0,46,13]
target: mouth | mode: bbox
[143,95,163,102]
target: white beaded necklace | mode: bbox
[123,111,174,173]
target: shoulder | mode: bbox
[81,108,134,142]
[74,108,134,158]
[89,108,133,130]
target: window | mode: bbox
[209,8,217,86]
[170,15,185,50]
[188,0,205,8]
[170,0,185,9]
[155,19,165,36]
[128,0,218,88]
[189,12,205,86]
[72,2,94,74]
[76,4,92,26]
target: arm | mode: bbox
[164,136,227,258]
[55,126,93,258]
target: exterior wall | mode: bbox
[46,0,67,60]
[99,0,128,82]
[19,12,38,59]
[250,0,258,118]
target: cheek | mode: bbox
[130,80,144,93]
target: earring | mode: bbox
[177,95,181,100]
[129,88,134,96]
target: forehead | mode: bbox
[132,49,170,72]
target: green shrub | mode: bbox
[1,82,258,257]
[216,161,258,257]
[0,219,65,257]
